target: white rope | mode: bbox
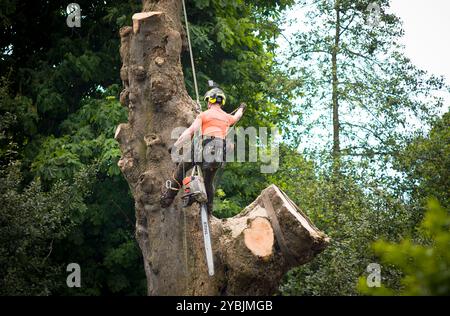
[181,0,198,286]
[183,207,189,286]
[182,158,189,286]
[182,0,201,112]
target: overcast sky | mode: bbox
[279,0,450,108]
[279,0,449,151]
[281,0,450,85]
[390,0,450,85]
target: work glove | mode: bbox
[239,102,247,112]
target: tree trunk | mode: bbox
[331,1,343,216]
[116,0,329,296]
[332,0,341,164]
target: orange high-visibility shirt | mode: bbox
[198,107,237,139]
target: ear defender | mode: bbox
[203,87,226,106]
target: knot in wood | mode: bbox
[118,157,134,171]
[119,26,132,39]
[120,66,129,82]
[139,173,155,194]
[133,66,147,81]
[120,89,130,107]
[144,134,162,147]
[155,57,165,66]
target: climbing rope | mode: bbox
[182,0,201,112]
[182,207,189,286]
[180,1,252,281]
[181,156,189,283]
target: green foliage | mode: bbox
[57,174,145,296]
[28,88,145,295]
[395,111,450,210]
[0,76,38,164]
[0,162,92,295]
[31,92,126,184]
[359,199,450,296]
[274,147,374,295]
[223,161,268,202]
[0,1,136,137]
[214,161,269,218]
[273,143,418,295]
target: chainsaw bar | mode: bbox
[200,203,215,276]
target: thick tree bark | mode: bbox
[116,0,329,295]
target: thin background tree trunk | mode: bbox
[332,0,341,165]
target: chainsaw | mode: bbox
[182,165,215,276]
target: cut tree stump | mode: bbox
[215,185,330,295]
[132,12,163,34]
[116,0,329,296]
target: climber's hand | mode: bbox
[239,102,247,112]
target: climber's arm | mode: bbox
[174,116,202,148]
[230,103,246,125]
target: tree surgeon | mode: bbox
[117,4,329,295]
[160,87,246,213]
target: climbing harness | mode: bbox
[182,0,201,112]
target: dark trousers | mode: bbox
[173,137,226,212]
